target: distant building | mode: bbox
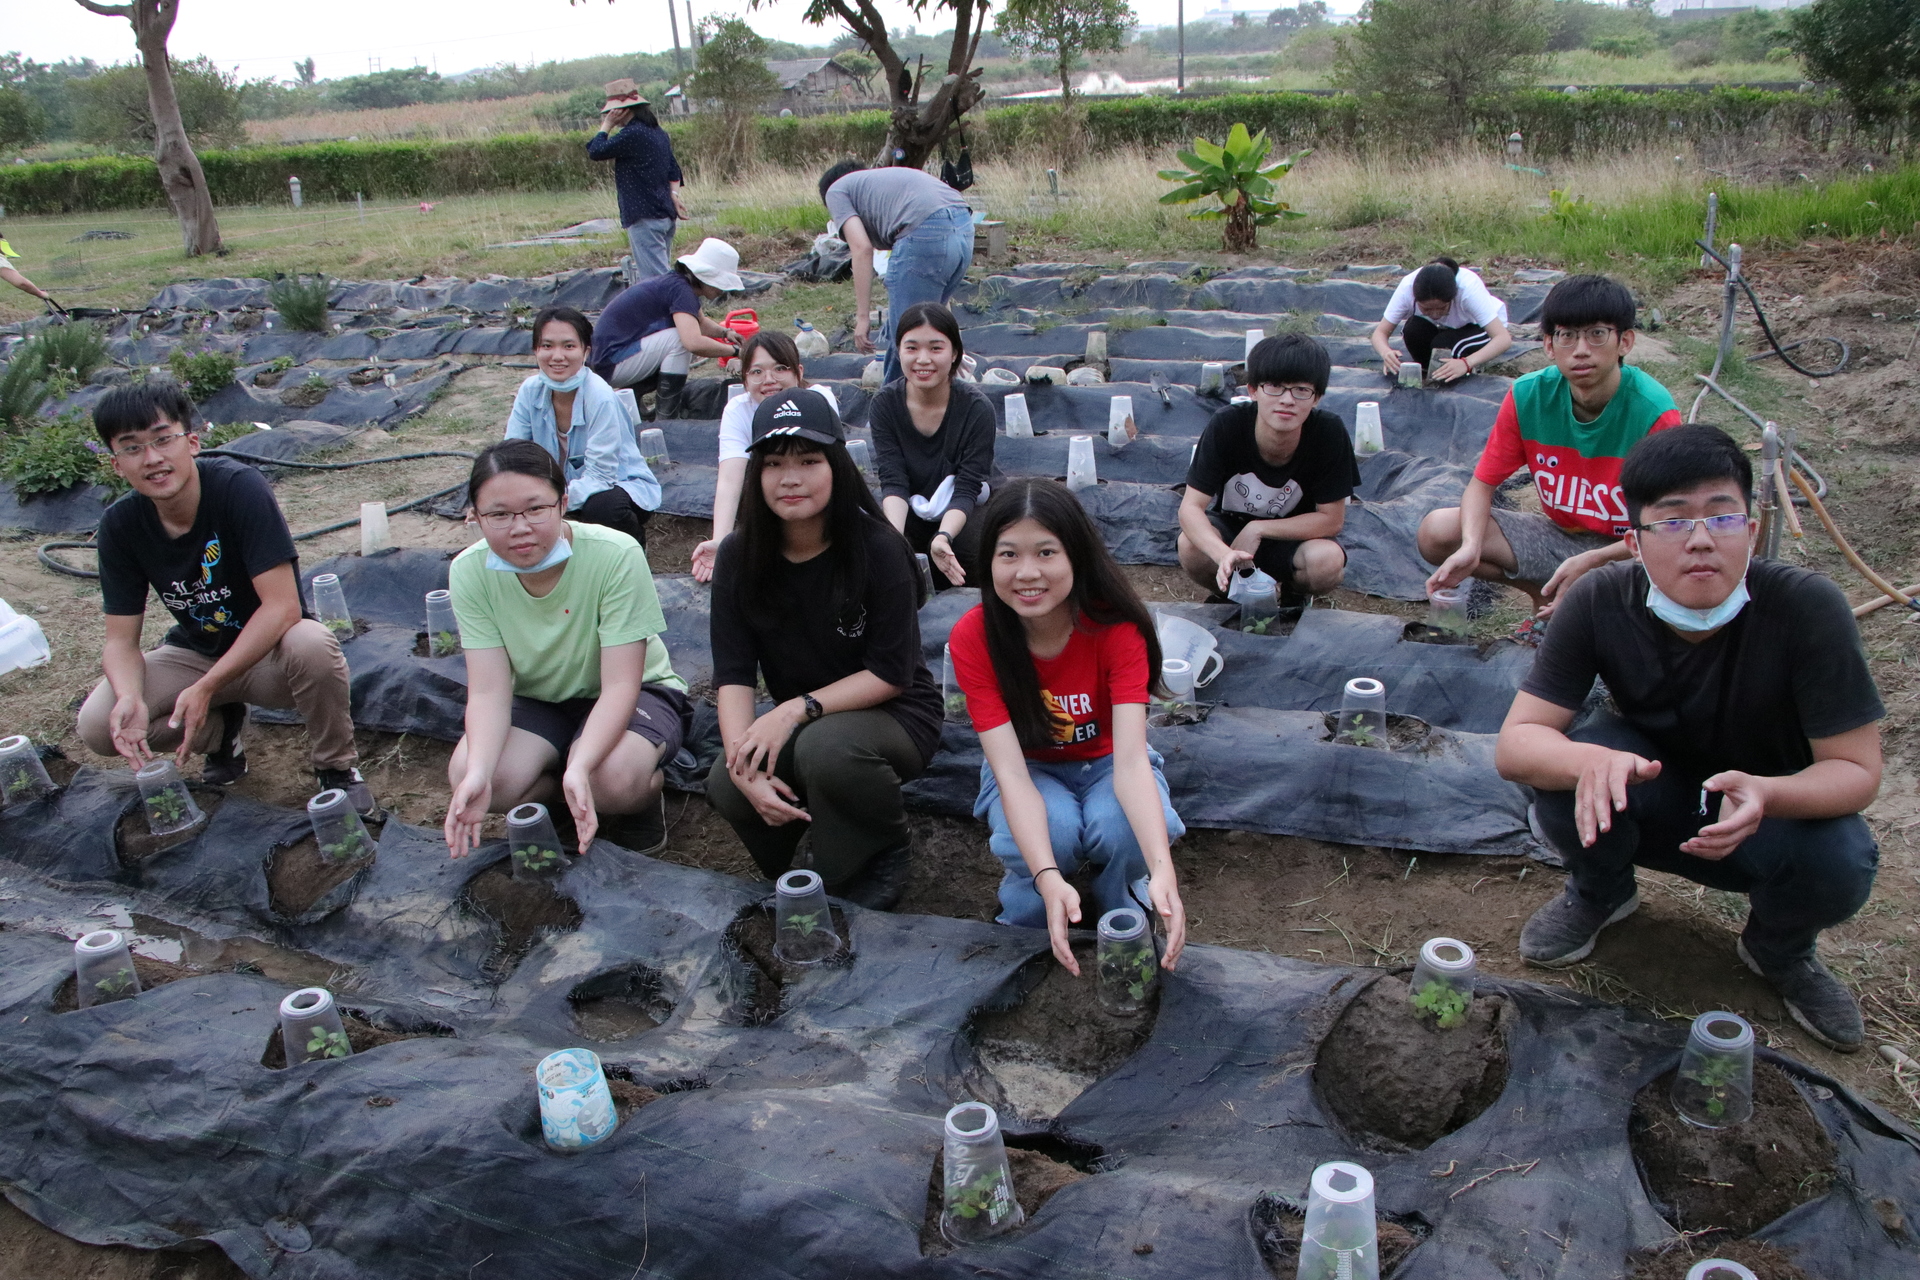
[765,58,872,113]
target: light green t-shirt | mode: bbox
[449,521,685,703]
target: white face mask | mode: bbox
[538,367,587,393]
[485,535,572,575]
[1643,550,1751,633]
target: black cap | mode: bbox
[750,387,843,449]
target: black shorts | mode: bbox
[1207,512,1306,585]
[510,683,692,763]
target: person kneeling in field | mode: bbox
[1497,425,1882,1051]
[77,382,378,816]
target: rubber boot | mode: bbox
[654,372,688,421]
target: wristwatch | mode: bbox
[802,693,825,721]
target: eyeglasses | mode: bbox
[1635,513,1750,540]
[111,430,191,459]
[1255,383,1318,402]
[1548,326,1619,349]
[474,502,560,531]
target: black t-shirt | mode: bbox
[1522,559,1884,781]
[868,381,1000,519]
[1184,405,1359,534]
[97,457,302,658]
[710,513,943,764]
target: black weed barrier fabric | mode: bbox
[0,806,1914,1280]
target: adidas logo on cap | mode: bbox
[773,401,804,418]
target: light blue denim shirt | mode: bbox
[505,369,661,512]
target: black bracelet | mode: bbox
[1034,865,1063,884]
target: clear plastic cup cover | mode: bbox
[1302,1161,1379,1280]
[136,759,203,836]
[1162,658,1195,699]
[773,868,840,965]
[639,427,670,464]
[1003,393,1032,437]
[1066,435,1097,490]
[0,735,54,806]
[1686,1263,1760,1280]
[1672,1010,1755,1128]
[1409,937,1478,1027]
[1096,907,1156,1015]
[307,787,373,862]
[279,986,353,1064]
[942,644,970,725]
[74,929,141,1007]
[507,801,568,876]
[941,1102,1023,1242]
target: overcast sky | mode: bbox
[10,0,1315,84]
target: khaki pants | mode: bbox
[77,619,357,770]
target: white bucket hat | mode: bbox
[677,238,744,292]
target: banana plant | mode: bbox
[1158,124,1310,253]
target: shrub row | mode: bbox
[1,88,1911,215]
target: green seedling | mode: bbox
[1341,714,1381,748]
[944,693,970,720]
[513,844,561,873]
[146,788,188,825]
[1681,1054,1744,1121]
[321,830,373,864]
[1101,940,1159,1002]
[948,1169,1011,1222]
[265,355,296,373]
[305,1027,352,1059]
[1244,615,1274,635]
[431,630,460,656]
[1412,978,1470,1029]
[94,967,136,999]
[1299,1239,1375,1280]
[6,772,39,800]
[783,909,824,937]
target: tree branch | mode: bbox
[72,0,134,16]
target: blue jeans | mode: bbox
[881,205,974,384]
[974,750,1185,930]
[626,218,676,280]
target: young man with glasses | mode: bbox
[1420,274,1682,616]
[1177,334,1359,600]
[77,383,378,816]
[1497,425,1882,1051]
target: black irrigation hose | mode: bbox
[1695,240,1851,378]
[36,447,476,580]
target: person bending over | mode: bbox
[1498,425,1882,1051]
[1421,274,1681,614]
[818,158,974,383]
[506,306,660,548]
[691,330,840,583]
[1177,333,1358,601]
[77,383,376,815]
[588,238,745,418]
[444,441,690,859]
[707,389,941,910]
[868,302,998,589]
[951,478,1188,976]
[0,236,64,314]
[1368,256,1512,385]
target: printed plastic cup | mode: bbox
[1107,395,1135,448]
[307,788,375,865]
[940,1101,1024,1244]
[74,929,141,1009]
[1672,1011,1755,1129]
[1084,330,1107,364]
[639,427,670,467]
[135,759,203,837]
[1300,1161,1379,1280]
[425,589,460,657]
[1408,937,1478,1030]
[1353,401,1385,455]
[773,869,841,966]
[1244,328,1264,361]
[279,986,353,1065]
[0,735,55,808]
[1686,1263,1760,1280]
[536,1048,619,1153]
[942,644,970,726]
[1337,677,1388,747]
[1427,584,1469,635]
[846,439,873,473]
[359,502,390,557]
[507,802,571,879]
[1097,907,1157,1016]
[1003,393,1033,439]
[310,573,352,640]
[1200,361,1225,394]
[1066,436,1097,491]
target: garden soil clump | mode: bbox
[459,862,584,982]
[725,904,852,1023]
[1316,972,1511,1149]
[115,788,224,862]
[1626,1239,1810,1280]
[918,1145,1092,1255]
[267,832,373,917]
[971,941,1158,1120]
[259,1012,449,1068]
[1630,1062,1837,1236]
[1251,1194,1426,1279]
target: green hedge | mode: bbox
[1,88,1909,215]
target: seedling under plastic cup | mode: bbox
[310,573,353,640]
[1426,584,1469,635]
[359,502,390,557]
[424,589,460,657]
[860,360,885,390]
[1107,395,1135,448]
[135,759,204,837]
[1672,1010,1755,1129]
[1353,401,1385,455]
[307,788,375,865]
[1300,1160,1379,1280]
[536,1047,619,1153]
[940,1101,1025,1245]
[0,735,54,808]
[1084,330,1107,363]
[1337,677,1388,747]
[846,439,873,473]
[279,986,353,1065]
[507,802,571,879]
[1244,328,1264,361]
[1230,567,1280,629]
[639,427,670,467]
[1096,907,1157,1016]
[1397,357,1423,389]
[1065,436,1097,491]
[1160,656,1196,719]
[1200,361,1225,394]
[1686,1263,1760,1280]
[942,644,970,726]
[1409,937,1478,1030]
[74,929,141,1009]
[1003,393,1034,438]
[772,869,841,966]
[915,554,936,599]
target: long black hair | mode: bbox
[1411,256,1461,305]
[894,301,964,372]
[971,478,1163,752]
[732,435,921,630]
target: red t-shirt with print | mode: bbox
[948,605,1150,763]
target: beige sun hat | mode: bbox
[600,78,648,114]
[677,238,745,292]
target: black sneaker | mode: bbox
[1518,883,1640,968]
[602,793,668,856]
[201,705,248,786]
[1738,938,1864,1053]
[315,766,383,823]
[838,841,914,912]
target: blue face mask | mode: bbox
[538,367,587,393]
[1645,571,1750,633]
[485,535,573,575]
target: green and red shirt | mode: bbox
[1473,364,1683,538]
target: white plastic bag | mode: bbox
[0,598,51,676]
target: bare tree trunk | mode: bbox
[75,0,222,257]
[821,0,983,169]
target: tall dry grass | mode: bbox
[246,94,571,145]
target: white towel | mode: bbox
[909,476,988,523]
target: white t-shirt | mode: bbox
[718,384,841,461]
[1382,266,1508,330]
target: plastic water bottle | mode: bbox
[793,319,830,361]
